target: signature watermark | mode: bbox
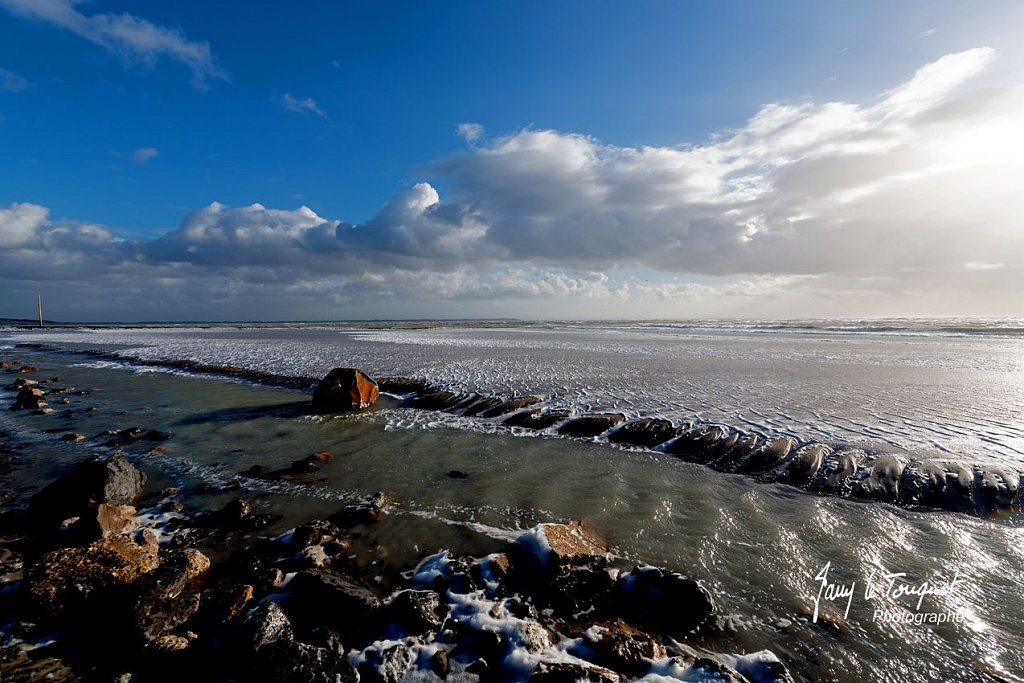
[811,561,967,625]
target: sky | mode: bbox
[1,1,1023,322]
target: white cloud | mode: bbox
[0,66,29,92]
[918,28,937,39]
[0,0,226,88]
[279,93,326,118]
[130,147,159,164]
[457,122,484,144]
[3,48,1024,319]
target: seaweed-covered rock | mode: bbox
[608,418,685,448]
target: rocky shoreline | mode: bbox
[0,354,802,682]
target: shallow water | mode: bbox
[2,323,1023,681]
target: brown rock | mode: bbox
[527,520,609,569]
[73,503,138,540]
[312,368,379,413]
[308,450,333,461]
[17,366,38,374]
[60,432,86,442]
[28,532,160,616]
[583,622,666,677]
[530,661,621,682]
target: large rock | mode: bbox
[614,566,716,638]
[28,531,160,617]
[609,418,685,448]
[557,414,626,438]
[853,455,908,502]
[29,454,146,535]
[513,520,610,571]
[311,368,379,413]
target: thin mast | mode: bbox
[37,293,43,328]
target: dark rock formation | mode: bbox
[609,418,685,448]
[557,413,626,438]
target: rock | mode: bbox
[329,491,394,527]
[242,601,294,652]
[72,503,139,540]
[772,443,831,485]
[583,622,666,677]
[899,460,974,510]
[286,569,382,644]
[17,366,38,374]
[513,520,610,572]
[614,565,716,638]
[28,531,160,617]
[973,466,1020,509]
[457,395,506,417]
[0,646,80,683]
[312,368,380,413]
[853,455,908,502]
[290,519,344,550]
[665,426,729,461]
[29,454,146,534]
[504,409,572,430]
[447,470,470,479]
[357,641,416,683]
[383,589,446,636]
[0,547,24,585]
[530,661,622,683]
[308,450,333,461]
[60,432,86,443]
[259,640,358,683]
[376,377,432,396]
[132,561,204,641]
[180,548,211,580]
[735,436,797,474]
[608,418,685,448]
[151,635,190,652]
[479,396,542,418]
[809,450,862,496]
[557,413,626,438]
[407,390,463,411]
[429,649,449,678]
[142,429,172,441]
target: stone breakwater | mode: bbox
[373,377,1023,516]
[0,448,794,683]
[5,345,1021,516]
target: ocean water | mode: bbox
[2,319,1023,681]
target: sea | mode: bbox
[1,318,1022,682]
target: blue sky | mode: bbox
[1,1,1023,321]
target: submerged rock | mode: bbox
[809,449,862,496]
[771,443,831,486]
[899,460,974,510]
[311,368,379,413]
[479,395,543,418]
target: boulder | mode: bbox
[513,520,610,571]
[311,368,379,413]
[557,414,626,438]
[382,590,446,637]
[407,390,463,411]
[29,454,146,534]
[614,566,716,638]
[972,466,1020,509]
[28,531,160,617]
[735,436,796,474]
[582,622,666,677]
[771,443,831,486]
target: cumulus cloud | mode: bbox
[0,0,226,88]
[279,93,326,117]
[0,67,29,92]
[3,47,1024,319]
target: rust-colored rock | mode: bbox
[312,368,379,413]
